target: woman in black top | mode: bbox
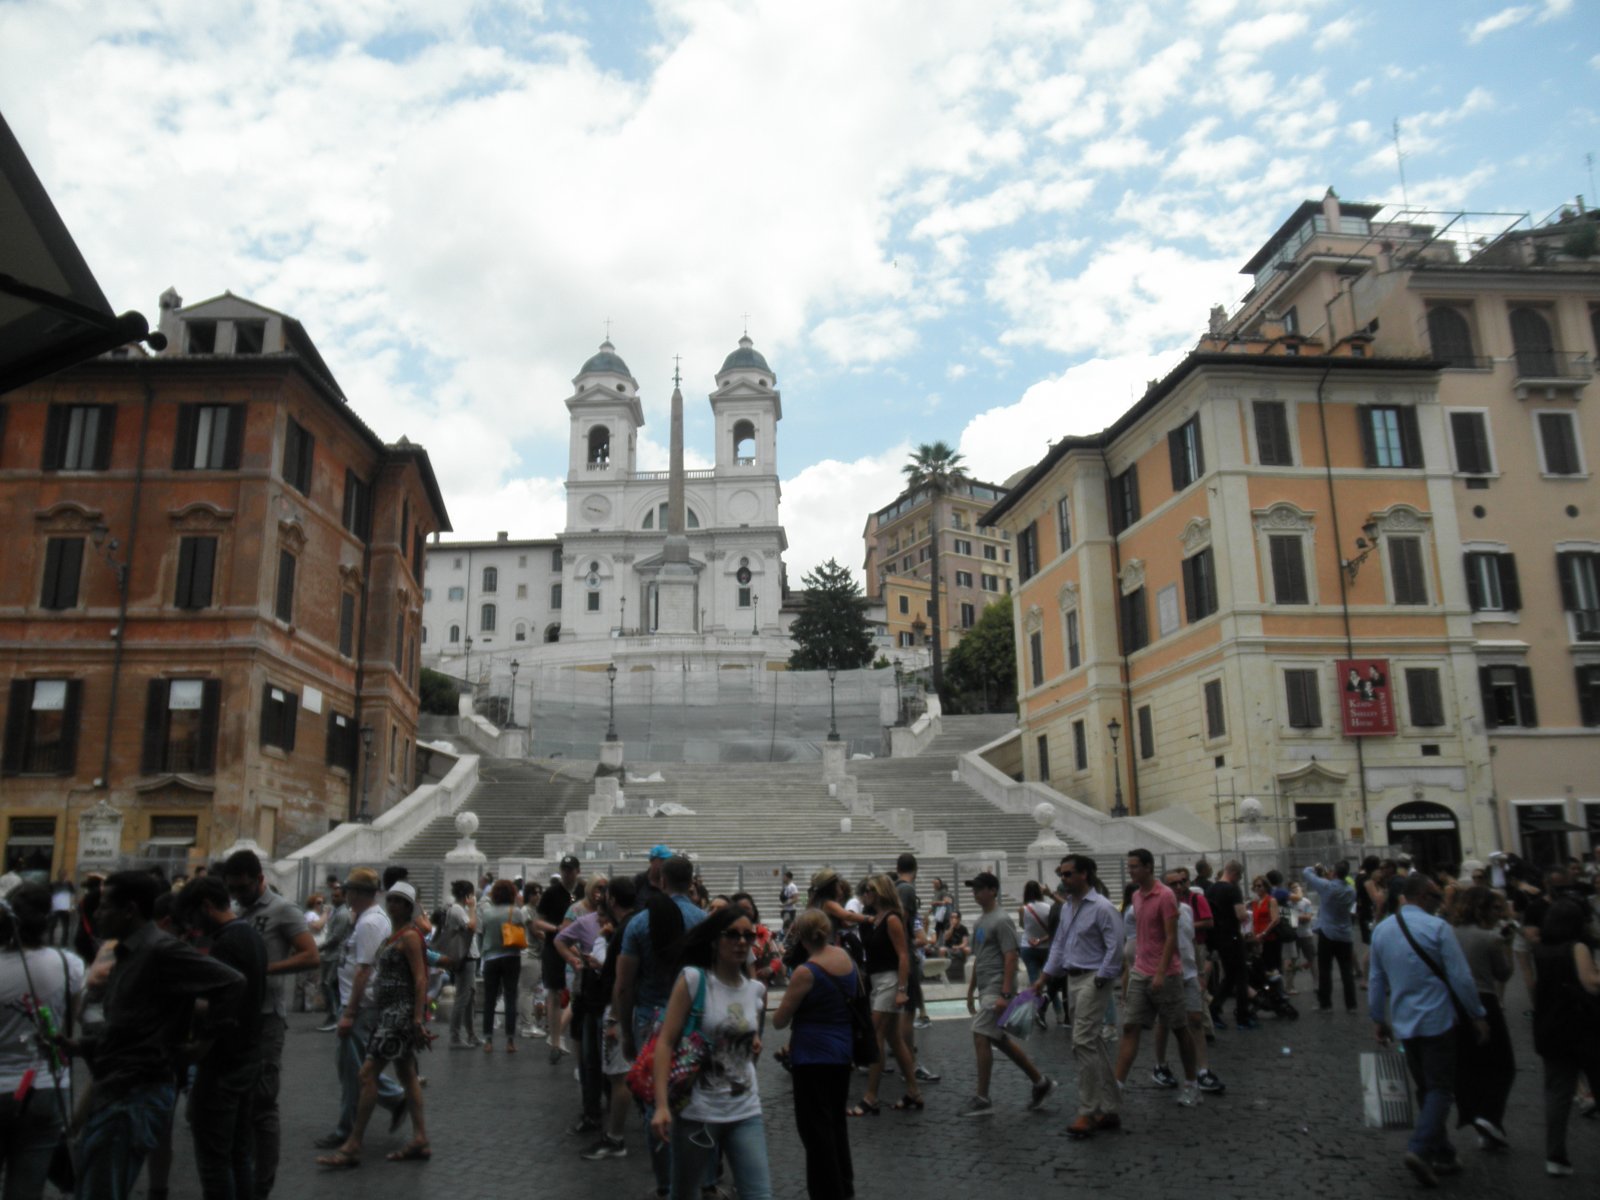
[848,875,922,1115]
[1532,898,1600,1176]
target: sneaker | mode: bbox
[913,1016,932,1030]
[1472,1117,1508,1149]
[957,1095,994,1118]
[570,1117,603,1136]
[1403,1152,1439,1188]
[521,1025,548,1040]
[1177,1083,1200,1108]
[1028,1076,1058,1111]
[316,1021,339,1032]
[1196,1069,1225,1094]
[1546,1158,1573,1177]
[914,1064,941,1083]
[1150,1064,1178,1089]
[580,1135,628,1161]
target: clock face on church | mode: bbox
[581,495,611,521]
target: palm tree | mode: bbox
[902,441,968,696]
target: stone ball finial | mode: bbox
[1239,797,1264,824]
[1033,802,1057,830]
[454,811,480,838]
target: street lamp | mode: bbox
[1341,520,1381,584]
[507,658,519,728]
[464,634,473,685]
[605,662,619,742]
[751,592,759,636]
[826,662,840,742]
[1106,716,1129,818]
[357,725,375,822]
[892,661,905,727]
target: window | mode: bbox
[173,404,243,470]
[1268,535,1309,604]
[1576,664,1600,727]
[517,555,526,568]
[926,600,935,617]
[1109,467,1141,534]
[482,566,498,593]
[898,595,909,614]
[738,586,752,608]
[515,622,526,642]
[1036,734,1050,781]
[1120,588,1148,654]
[552,548,563,571]
[1072,720,1088,771]
[983,545,998,561]
[1557,551,1600,639]
[1404,668,1445,727]
[259,683,298,751]
[394,612,405,670]
[140,679,220,773]
[1388,537,1428,605]
[1284,669,1322,728]
[1510,307,1557,377]
[516,583,527,599]
[233,320,264,354]
[186,320,216,352]
[1066,610,1080,669]
[1359,405,1422,469]
[551,583,563,609]
[981,574,1000,592]
[953,538,972,556]
[174,536,217,610]
[1029,630,1044,687]
[1137,705,1155,759]
[42,404,114,471]
[453,557,462,569]
[1449,411,1493,475]
[39,537,84,610]
[448,586,464,602]
[423,588,432,602]
[960,602,976,628]
[1254,401,1293,466]
[1,679,82,776]
[586,591,601,613]
[448,624,460,643]
[918,548,930,563]
[274,550,296,623]
[282,420,313,498]
[1464,552,1520,613]
[341,471,371,539]
[901,556,913,572]
[955,571,973,588]
[326,711,358,771]
[1182,548,1218,622]
[1203,680,1226,739]
[1056,496,1072,553]
[1537,412,1582,476]
[897,631,914,648]
[1426,307,1477,367]
[1479,665,1536,728]
[1017,522,1039,582]
[1168,415,1205,491]
[480,603,496,632]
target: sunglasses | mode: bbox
[1056,869,1077,879]
[721,929,756,943]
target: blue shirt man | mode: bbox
[1300,866,1354,942]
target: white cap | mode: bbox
[386,880,418,911]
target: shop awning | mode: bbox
[1522,819,1587,834]
[0,112,162,394]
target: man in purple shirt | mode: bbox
[1039,854,1124,1139]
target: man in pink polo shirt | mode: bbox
[1113,848,1202,1109]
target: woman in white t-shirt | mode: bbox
[1,883,86,1198]
[1017,880,1058,1027]
[651,907,770,1200]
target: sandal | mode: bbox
[387,1141,432,1163]
[846,1100,880,1118]
[506,1040,518,1053]
[316,1150,362,1169]
[891,1094,925,1111]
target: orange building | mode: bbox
[1,290,449,878]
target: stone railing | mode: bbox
[887,695,942,757]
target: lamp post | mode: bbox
[464,634,473,686]
[1107,716,1129,818]
[358,725,375,822]
[751,592,759,636]
[1341,520,1381,584]
[826,662,840,742]
[507,658,519,728]
[892,661,904,727]
[605,662,619,742]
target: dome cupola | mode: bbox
[719,334,773,380]
[578,339,634,381]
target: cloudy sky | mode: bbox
[3,0,1595,581]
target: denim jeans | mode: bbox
[669,1113,771,1200]
[189,1056,258,1200]
[1402,1031,1458,1163]
[252,1014,286,1198]
[481,954,521,1041]
[75,1082,176,1200]
[0,1089,63,1200]
[335,1008,404,1139]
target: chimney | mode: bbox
[1322,187,1342,234]
[496,531,509,542]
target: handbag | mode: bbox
[626,967,710,1110]
[500,907,528,951]
[1360,1047,1414,1129]
[1392,909,1476,1028]
[816,963,878,1068]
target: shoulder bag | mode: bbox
[1392,908,1474,1028]
[626,966,710,1109]
[500,906,528,951]
[815,962,878,1068]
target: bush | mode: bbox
[419,668,459,716]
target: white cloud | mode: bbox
[946,362,970,381]
[1222,11,1310,54]
[1321,15,1362,44]
[811,310,920,368]
[1119,38,1202,125]
[1082,136,1160,171]
[1164,118,1263,183]
[1465,5,1534,42]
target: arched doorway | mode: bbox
[543,624,561,643]
[1386,800,1462,872]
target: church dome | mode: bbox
[720,335,772,378]
[579,339,632,378]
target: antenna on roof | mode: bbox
[1392,118,1409,208]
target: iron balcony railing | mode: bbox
[1513,350,1592,382]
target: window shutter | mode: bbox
[1192,422,1205,478]
[91,406,116,470]
[41,539,64,608]
[1578,668,1600,728]
[326,711,340,767]
[1557,553,1579,611]
[1182,556,1198,622]
[58,680,82,774]
[1514,667,1537,728]
[41,406,67,469]
[222,405,245,469]
[173,404,197,469]
[1168,428,1186,491]
[1462,554,1483,611]
[1499,554,1521,612]
[281,418,298,485]
[1127,467,1140,523]
[196,680,221,772]
[141,679,169,773]
[276,551,295,623]
[1286,674,1305,728]
[1478,667,1498,729]
[259,683,276,746]
[282,692,299,752]
[1356,406,1377,467]
[1397,407,1422,468]
[339,593,355,656]
[1138,706,1154,759]
[1,679,28,775]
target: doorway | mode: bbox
[1385,800,1462,873]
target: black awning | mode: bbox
[0,111,159,394]
[1523,819,1587,834]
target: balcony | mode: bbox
[1513,350,1591,400]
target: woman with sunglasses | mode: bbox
[650,907,771,1200]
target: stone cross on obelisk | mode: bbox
[655,359,698,632]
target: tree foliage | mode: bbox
[901,441,969,696]
[788,558,876,671]
[942,595,1017,713]
[419,667,460,716]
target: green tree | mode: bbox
[902,440,968,696]
[419,667,460,716]
[788,558,876,670]
[943,595,1017,713]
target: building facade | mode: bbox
[1,290,448,878]
[420,534,564,675]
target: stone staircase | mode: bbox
[391,757,596,860]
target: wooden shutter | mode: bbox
[1498,554,1521,612]
[1029,630,1043,686]
[276,550,296,623]
[173,404,198,469]
[91,406,116,470]
[1255,401,1291,465]
[1138,705,1154,759]
[1168,427,1186,491]
[1577,668,1600,728]
[196,680,221,772]
[1182,556,1199,622]
[339,593,355,656]
[1514,667,1537,728]
[1126,467,1140,525]
[1,679,28,775]
[41,538,82,609]
[1397,407,1422,468]
[222,404,245,469]
[176,538,195,608]
[1390,538,1426,604]
[141,679,169,773]
[41,405,67,469]
[1450,412,1490,474]
[1356,406,1377,467]
[1478,667,1499,729]
[1558,552,1580,611]
[1270,536,1307,604]
[1204,680,1225,739]
[1463,554,1484,611]
[58,680,82,774]
[259,682,276,746]
[1405,669,1442,727]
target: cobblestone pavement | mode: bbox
[155,974,1592,1199]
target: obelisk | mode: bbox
[655,362,698,633]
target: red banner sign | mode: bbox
[1339,658,1396,736]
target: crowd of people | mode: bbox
[1,842,1597,1198]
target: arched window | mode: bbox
[514,622,526,642]
[482,565,498,593]
[449,624,460,643]
[544,623,561,642]
[1510,307,1556,376]
[732,419,756,464]
[642,504,699,529]
[1425,307,1475,368]
[587,426,611,465]
[480,603,496,632]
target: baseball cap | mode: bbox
[964,872,1000,891]
[560,854,581,871]
[343,867,381,892]
[386,880,418,911]
[648,844,674,861]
